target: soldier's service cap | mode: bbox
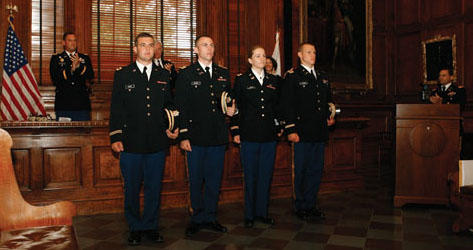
[220,91,233,114]
[163,108,179,131]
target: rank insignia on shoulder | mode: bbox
[217,76,227,81]
[180,65,188,70]
[322,79,329,84]
[237,73,243,76]
[116,67,122,71]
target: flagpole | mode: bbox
[6,3,17,30]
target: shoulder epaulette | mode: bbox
[180,65,188,70]
[236,73,243,76]
[218,65,228,70]
[116,66,122,71]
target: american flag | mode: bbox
[1,19,46,121]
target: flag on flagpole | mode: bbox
[271,31,281,76]
[1,17,46,121]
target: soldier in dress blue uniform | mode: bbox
[430,68,466,109]
[281,42,336,221]
[109,32,178,246]
[175,35,237,237]
[49,32,94,121]
[230,46,282,228]
[154,41,177,93]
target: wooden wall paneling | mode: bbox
[395,0,420,27]
[92,146,121,188]
[395,33,422,100]
[465,21,473,101]
[43,147,82,190]
[64,0,92,55]
[429,0,461,20]
[11,149,32,192]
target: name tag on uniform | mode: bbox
[266,84,276,90]
[190,81,201,87]
[322,79,329,84]
[156,81,168,84]
[217,77,227,81]
[125,84,135,90]
[246,86,256,90]
[299,81,309,87]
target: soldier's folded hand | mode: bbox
[288,133,300,143]
[164,63,173,72]
[233,135,241,144]
[327,117,335,126]
[111,141,124,153]
[180,139,192,152]
[166,128,179,139]
[71,54,80,71]
[429,94,442,104]
[226,100,237,117]
[277,129,284,137]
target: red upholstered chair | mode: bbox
[449,160,473,233]
[0,128,78,249]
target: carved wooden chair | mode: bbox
[449,160,473,233]
[0,128,78,249]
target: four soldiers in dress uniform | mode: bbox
[107,38,336,245]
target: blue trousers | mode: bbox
[294,142,325,211]
[241,141,276,220]
[55,110,90,121]
[187,145,225,223]
[120,151,165,231]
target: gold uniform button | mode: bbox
[128,89,131,92]
[147,112,151,116]
[210,85,213,88]
[261,114,265,117]
[318,107,321,111]
[146,87,150,91]
[212,109,216,112]
[147,104,151,108]
[260,90,264,93]
[211,101,215,104]
[146,96,150,99]
[317,100,320,103]
[261,106,265,109]
[211,93,214,96]
[261,98,264,101]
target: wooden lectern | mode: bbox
[394,104,461,207]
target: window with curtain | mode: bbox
[31,0,65,86]
[91,0,197,84]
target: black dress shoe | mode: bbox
[128,231,141,246]
[307,208,325,219]
[185,222,200,237]
[204,221,227,233]
[255,216,275,225]
[295,210,308,221]
[145,230,164,243]
[244,219,254,228]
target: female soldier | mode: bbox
[230,46,282,228]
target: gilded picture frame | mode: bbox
[422,35,457,85]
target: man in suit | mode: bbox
[281,42,336,221]
[50,32,94,121]
[175,35,236,237]
[154,41,177,92]
[430,68,466,109]
[109,32,178,246]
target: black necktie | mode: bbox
[441,86,446,92]
[142,66,148,79]
[205,66,211,79]
[311,69,316,79]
